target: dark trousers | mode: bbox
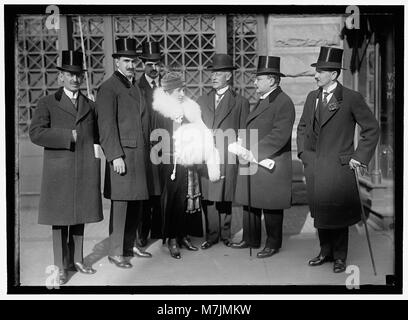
[52,224,84,271]
[317,227,349,260]
[203,201,232,243]
[109,200,142,257]
[242,206,283,249]
[138,196,162,240]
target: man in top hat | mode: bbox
[135,41,163,248]
[232,56,295,259]
[30,50,103,284]
[197,53,250,250]
[297,46,379,272]
[96,38,152,269]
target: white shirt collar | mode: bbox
[323,82,337,94]
[63,87,78,99]
[216,86,229,96]
[118,68,133,83]
[260,86,277,100]
[145,74,159,88]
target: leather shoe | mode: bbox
[179,237,198,251]
[137,237,148,248]
[108,255,132,268]
[168,239,181,259]
[74,262,96,274]
[257,247,279,259]
[308,254,334,266]
[222,239,232,247]
[333,259,347,273]
[133,246,152,258]
[200,241,214,250]
[58,270,68,285]
[230,241,249,249]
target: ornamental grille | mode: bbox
[228,14,258,106]
[113,14,217,100]
[17,15,59,136]
[71,16,106,98]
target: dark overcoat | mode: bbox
[29,88,103,226]
[96,71,150,200]
[235,87,295,210]
[138,74,161,196]
[296,82,380,229]
[197,88,250,202]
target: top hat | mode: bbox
[139,41,163,61]
[206,54,237,71]
[311,46,346,70]
[112,38,138,58]
[161,72,185,92]
[56,50,86,73]
[255,56,285,77]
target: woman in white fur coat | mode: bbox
[151,72,220,259]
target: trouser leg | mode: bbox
[219,202,232,241]
[123,201,142,256]
[331,227,349,260]
[108,201,128,257]
[52,226,68,271]
[317,228,333,257]
[203,201,220,243]
[69,224,85,263]
[242,206,261,248]
[263,209,283,249]
[138,199,152,240]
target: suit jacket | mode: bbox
[29,87,103,225]
[197,88,250,202]
[234,87,295,210]
[296,82,380,228]
[96,71,150,200]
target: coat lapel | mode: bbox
[213,89,235,129]
[76,93,91,124]
[55,88,77,118]
[246,86,282,125]
[320,82,343,128]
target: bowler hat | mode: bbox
[161,72,185,92]
[311,46,346,70]
[206,54,237,71]
[255,56,285,77]
[56,50,86,73]
[112,38,138,58]
[139,41,163,61]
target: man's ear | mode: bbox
[226,72,232,81]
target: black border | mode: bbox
[5,4,404,295]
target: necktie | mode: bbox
[70,97,77,108]
[215,93,224,108]
[151,80,157,89]
[322,91,330,107]
[251,99,261,112]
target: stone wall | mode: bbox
[266,15,344,158]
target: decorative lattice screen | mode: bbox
[17,15,59,136]
[228,14,258,105]
[113,14,216,100]
[71,16,106,98]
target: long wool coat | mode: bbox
[29,88,103,226]
[296,83,379,229]
[96,71,151,201]
[197,88,250,202]
[234,87,295,210]
[138,74,161,196]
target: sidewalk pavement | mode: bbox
[18,201,394,287]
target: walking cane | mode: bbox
[78,16,92,101]
[353,167,377,276]
[247,162,252,257]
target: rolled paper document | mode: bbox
[228,142,275,170]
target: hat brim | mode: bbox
[206,66,237,71]
[139,54,163,61]
[112,52,139,59]
[57,66,86,73]
[254,70,286,77]
[311,62,346,70]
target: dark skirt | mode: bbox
[160,163,204,239]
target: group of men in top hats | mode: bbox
[30,34,379,285]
